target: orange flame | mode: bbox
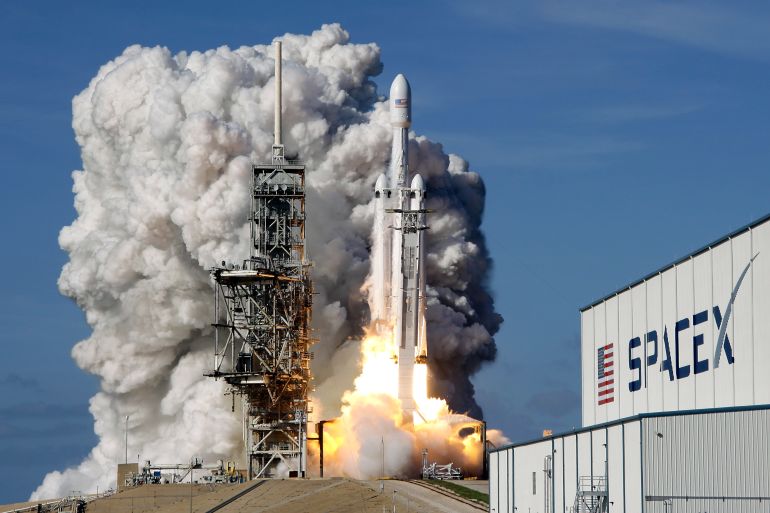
[310,328,508,479]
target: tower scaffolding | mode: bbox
[206,40,313,479]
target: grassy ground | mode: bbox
[425,480,489,505]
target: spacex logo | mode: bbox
[624,254,758,393]
[597,253,759,405]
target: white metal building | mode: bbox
[490,215,770,513]
[490,405,770,513]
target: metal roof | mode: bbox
[490,403,770,453]
[580,212,770,312]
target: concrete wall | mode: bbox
[116,463,138,492]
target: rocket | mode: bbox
[373,74,428,416]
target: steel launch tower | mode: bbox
[207,41,313,479]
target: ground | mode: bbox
[0,479,489,513]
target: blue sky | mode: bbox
[3,0,770,502]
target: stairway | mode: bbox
[573,476,608,513]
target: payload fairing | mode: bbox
[372,74,428,417]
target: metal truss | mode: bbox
[208,160,313,479]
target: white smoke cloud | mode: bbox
[33,23,501,498]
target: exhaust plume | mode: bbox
[34,24,502,498]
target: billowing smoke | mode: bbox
[33,24,501,498]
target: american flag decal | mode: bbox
[597,343,614,405]
[394,98,409,107]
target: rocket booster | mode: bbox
[372,74,428,416]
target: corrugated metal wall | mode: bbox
[489,419,643,513]
[582,218,770,427]
[489,408,770,513]
[643,409,770,513]
[490,450,499,511]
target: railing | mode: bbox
[573,476,608,513]
[1,490,116,513]
[577,476,607,493]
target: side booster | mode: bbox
[373,74,428,415]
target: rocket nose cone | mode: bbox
[390,74,410,99]
[390,74,412,128]
[410,173,425,191]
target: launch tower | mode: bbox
[207,41,313,479]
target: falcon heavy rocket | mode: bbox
[372,74,428,418]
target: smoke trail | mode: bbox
[33,24,501,498]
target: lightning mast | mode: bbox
[207,40,313,479]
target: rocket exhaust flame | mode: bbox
[316,327,507,479]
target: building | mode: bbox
[490,214,770,513]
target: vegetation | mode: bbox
[425,479,489,505]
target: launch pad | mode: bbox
[205,43,487,482]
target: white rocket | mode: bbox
[373,74,428,415]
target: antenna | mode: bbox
[273,40,284,162]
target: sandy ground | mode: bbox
[214,478,485,513]
[1,479,487,513]
[85,482,254,513]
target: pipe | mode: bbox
[481,420,488,479]
[319,420,326,478]
[274,41,282,146]
[307,420,328,478]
